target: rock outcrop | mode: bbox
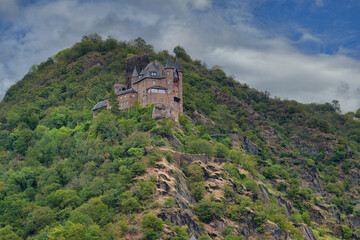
[242,137,259,155]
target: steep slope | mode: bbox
[0,35,360,239]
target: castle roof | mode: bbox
[174,58,182,72]
[139,68,144,75]
[141,61,165,79]
[132,66,138,77]
[116,88,137,96]
[92,100,107,111]
[165,55,173,68]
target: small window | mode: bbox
[167,72,169,76]
[180,103,182,107]
[159,89,165,94]
[150,72,157,77]
[167,80,170,85]
[120,103,122,106]
[167,90,170,94]
[132,94,135,97]
[152,81,155,86]
[148,89,150,93]
[126,101,128,105]
[124,95,126,99]
[171,100,173,104]
[151,89,158,93]
[120,96,122,99]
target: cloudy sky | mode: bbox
[1,0,360,112]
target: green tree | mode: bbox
[342,225,352,239]
[141,213,164,231]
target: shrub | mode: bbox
[301,211,311,226]
[165,152,173,163]
[187,139,213,157]
[141,213,164,232]
[164,197,175,208]
[278,182,287,192]
[194,199,215,223]
[342,225,352,239]
[143,229,160,240]
[215,142,229,158]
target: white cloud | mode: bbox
[0,0,19,19]
[1,0,360,113]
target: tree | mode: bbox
[173,45,191,61]
[331,100,341,113]
[0,225,22,240]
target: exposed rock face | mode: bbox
[242,137,259,155]
[192,110,215,126]
[345,145,358,158]
[82,54,105,69]
[259,184,270,204]
[302,166,325,192]
[152,103,174,121]
[297,224,316,240]
[125,54,150,88]
[276,195,294,214]
[158,209,202,237]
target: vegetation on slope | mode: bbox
[0,34,360,239]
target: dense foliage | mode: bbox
[0,34,360,239]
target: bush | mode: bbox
[342,225,352,239]
[141,213,164,231]
[143,229,160,240]
[215,142,228,158]
[301,211,311,226]
[165,152,173,163]
[194,199,215,223]
[187,139,213,157]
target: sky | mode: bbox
[1,0,360,112]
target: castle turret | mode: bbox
[165,55,173,69]
[130,66,139,87]
[174,58,182,72]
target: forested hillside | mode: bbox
[1,35,360,239]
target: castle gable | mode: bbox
[139,61,165,80]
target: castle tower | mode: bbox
[130,66,139,87]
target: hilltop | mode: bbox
[0,35,360,239]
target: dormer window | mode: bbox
[150,72,157,77]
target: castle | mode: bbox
[92,54,183,121]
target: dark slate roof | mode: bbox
[139,68,144,75]
[139,61,165,80]
[174,58,182,72]
[116,88,137,96]
[132,67,138,77]
[165,55,173,68]
[92,100,107,111]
